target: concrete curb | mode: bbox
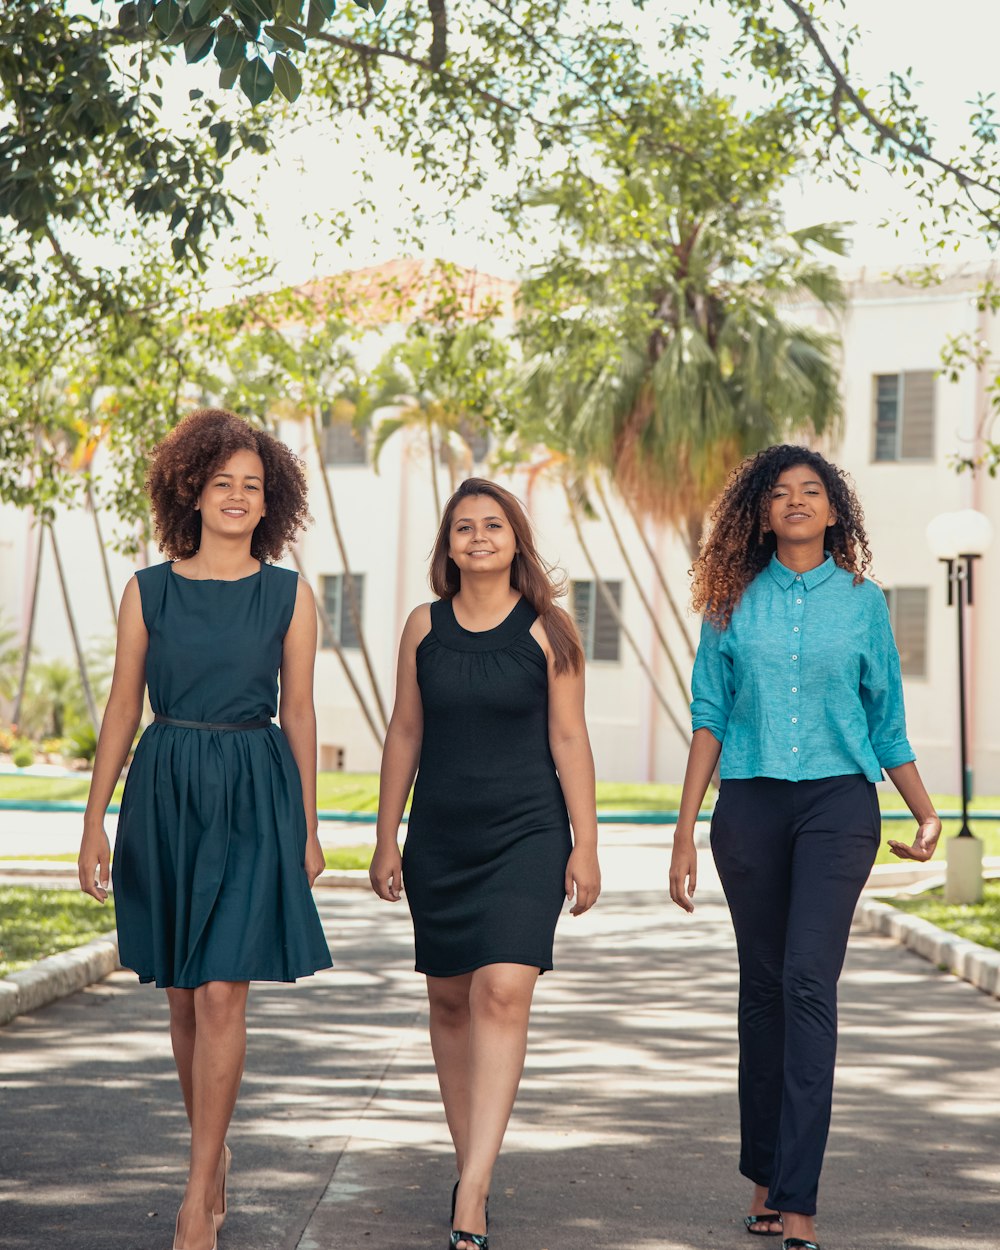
[0,932,121,1027]
[0,872,371,1028]
[855,897,1000,1000]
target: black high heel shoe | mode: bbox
[450,1180,488,1228]
[449,1234,488,1249]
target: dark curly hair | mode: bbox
[691,445,873,629]
[146,408,310,561]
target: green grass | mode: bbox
[0,886,117,978]
[323,845,374,871]
[889,880,1000,952]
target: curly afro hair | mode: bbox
[691,444,873,629]
[146,408,310,562]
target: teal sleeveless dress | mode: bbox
[111,561,332,989]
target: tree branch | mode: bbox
[781,0,1000,208]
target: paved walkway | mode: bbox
[1,834,999,1250]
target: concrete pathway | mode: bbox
[1,833,999,1250]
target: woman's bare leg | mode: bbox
[170,980,249,1250]
[427,972,475,1173]
[452,964,538,1246]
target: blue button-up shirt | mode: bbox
[691,554,915,783]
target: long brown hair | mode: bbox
[691,445,872,630]
[429,478,584,676]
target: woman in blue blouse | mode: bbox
[669,446,941,1250]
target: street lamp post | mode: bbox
[926,509,995,904]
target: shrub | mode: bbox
[66,721,98,763]
[11,740,35,768]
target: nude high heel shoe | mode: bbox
[214,1145,232,1232]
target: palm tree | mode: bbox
[519,78,846,560]
[367,320,511,516]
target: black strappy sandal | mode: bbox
[782,1239,820,1249]
[449,1234,488,1249]
[745,1212,783,1236]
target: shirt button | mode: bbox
[792,717,798,724]
[792,746,799,753]
[795,575,802,582]
[793,626,800,632]
[796,598,803,604]
[791,654,798,661]
[791,686,798,693]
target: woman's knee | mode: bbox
[470,966,536,1022]
[194,980,249,1027]
[427,980,471,1028]
[167,987,197,1031]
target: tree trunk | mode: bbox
[593,476,690,707]
[47,522,100,734]
[13,520,44,727]
[620,492,697,661]
[425,413,442,517]
[287,545,384,750]
[565,488,689,748]
[87,481,118,627]
[307,408,389,732]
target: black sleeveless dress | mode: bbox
[402,596,572,977]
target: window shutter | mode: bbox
[592,581,622,661]
[899,371,935,460]
[873,374,899,461]
[893,587,928,677]
[571,580,592,649]
[320,575,341,649]
[339,573,365,649]
[322,423,368,466]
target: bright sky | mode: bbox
[135,0,1000,289]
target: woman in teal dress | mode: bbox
[78,408,331,1250]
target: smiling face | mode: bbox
[766,462,836,550]
[447,493,517,577]
[195,448,266,541]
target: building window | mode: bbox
[571,580,622,662]
[872,371,935,461]
[320,573,365,649]
[883,587,928,678]
[321,419,368,466]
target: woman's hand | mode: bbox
[565,846,601,916]
[888,815,942,862]
[78,827,111,903]
[668,837,698,913]
[369,844,403,902]
[304,831,326,887]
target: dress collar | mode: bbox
[767,552,838,591]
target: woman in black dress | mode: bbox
[370,478,600,1249]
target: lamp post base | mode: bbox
[945,835,984,905]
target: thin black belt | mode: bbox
[153,714,272,731]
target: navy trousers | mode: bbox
[710,774,881,1215]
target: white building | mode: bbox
[2,261,998,794]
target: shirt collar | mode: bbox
[767,552,838,591]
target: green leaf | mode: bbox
[184,28,215,63]
[218,59,243,90]
[265,23,306,52]
[240,57,275,106]
[208,119,233,156]
[278,0,306,20]
[305,0,325,33]
[171,236,187,261]
[273,53,302,102]
[315,0,337,15]
[234,0,275,22]
[369,0,386,13]
[153,0,181,35]
[186,0,216,21]
[215,22,246,69]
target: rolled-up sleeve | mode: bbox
[860,588,916,770]
[691,617,734,744]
